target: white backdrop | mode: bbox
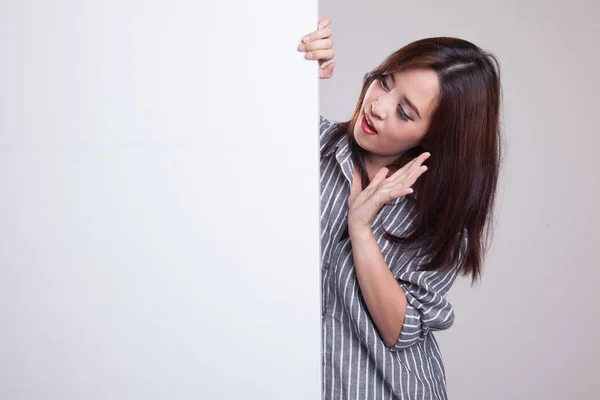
[0,1,321,399]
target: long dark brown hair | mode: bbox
[322,37,502,282]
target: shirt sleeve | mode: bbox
[389,233,468,352]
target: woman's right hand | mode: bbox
[297,16,335,79]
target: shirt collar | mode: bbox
[331,135,414,206]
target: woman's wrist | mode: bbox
[348,222,374,241]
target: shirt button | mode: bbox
[324,262,329,269]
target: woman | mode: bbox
[298,17,502,399]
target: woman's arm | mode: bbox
[350,225,463,351]
[347,155,430,348]
[349,226,407,348]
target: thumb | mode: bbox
[319,62,335,79]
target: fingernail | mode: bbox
[297,43,305,51]
[306,52,312,59]
[303,36,310,43]
[318,24,324,29]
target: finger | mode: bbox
[318,16,331,30]
[415,151,431,165]
[401,165,428,190]
[389,152,429,179]
[405,152,430,176]
[306,49,335,61]
[319,62,335,79]
[375,178,413,204]
[298,38,333,53]
[394,157,417,175]
[408,165,429,181]
[407,164,428,181]
[388,158,418,181]
[368,167,389,188]
[302,27,333,43]
[390,187,415,199]
[353,167,390,207]
[389,152,430,181]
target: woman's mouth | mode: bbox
[361,114,378,135]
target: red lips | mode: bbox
[361,113,378,135]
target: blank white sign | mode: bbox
[0,1,320,399]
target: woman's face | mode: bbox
[353,68,440,164]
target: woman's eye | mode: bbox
[378,75,389,90]
[379,75,413,122]
[397,105,413,121]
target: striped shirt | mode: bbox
[319,116,467,400]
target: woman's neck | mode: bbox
[364,153,403,180]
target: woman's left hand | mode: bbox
[348,152,431,232]
[297,16,335,79]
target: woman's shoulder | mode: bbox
[319,115,340,155]
[319,115,338,138]
[319,115,334,126]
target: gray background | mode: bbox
[0,1,320,399]
[319,0,600,398]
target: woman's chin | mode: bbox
[353,130,371,153]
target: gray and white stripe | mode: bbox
[319,116,467,400]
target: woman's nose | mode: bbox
[371,98,387,119]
